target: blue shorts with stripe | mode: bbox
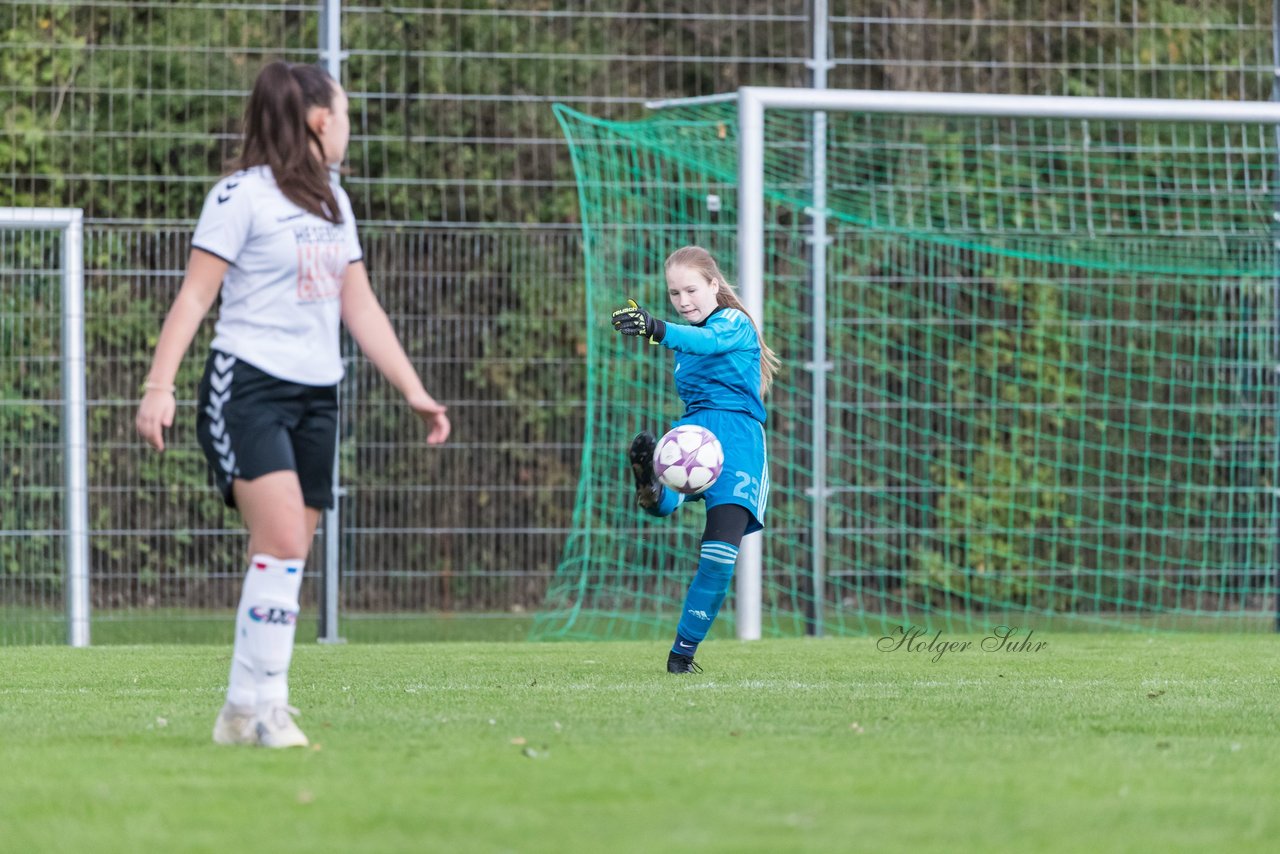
[673,409,769,534]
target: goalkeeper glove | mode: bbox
[610,298,666,344]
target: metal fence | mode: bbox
[8,2,1272,226]
[2,223,584,643]
[1,1,1277,642]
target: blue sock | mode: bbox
[672,540,739,655]
[644,486,684,518]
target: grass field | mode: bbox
[1,633,1276,853]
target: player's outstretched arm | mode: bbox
[655,308,756,356]
[610,298,666,344]
[340,261,450,445]
[135,248,228,452]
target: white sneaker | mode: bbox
[212,703,259,746]
[255,704,309,748]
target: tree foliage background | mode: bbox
[1,1,1274,614]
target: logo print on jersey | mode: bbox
[294,223,346,302]
[205,353,237,476]
[216,180,239,204]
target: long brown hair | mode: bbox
[233,61,341,224]
[664,245,781,396]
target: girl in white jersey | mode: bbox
[135,62,450,748]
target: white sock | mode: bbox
[225,554,304,711]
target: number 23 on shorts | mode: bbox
[731,470,760,504]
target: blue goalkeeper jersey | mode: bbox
[659,307,766,424]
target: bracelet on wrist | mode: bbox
[142,381,176,394]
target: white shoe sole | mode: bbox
[256,726,309,749]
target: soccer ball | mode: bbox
[653,424,723,495]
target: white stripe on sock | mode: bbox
[701,543,740,565]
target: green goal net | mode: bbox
[534,96,1280,639]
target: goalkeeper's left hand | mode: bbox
[610,298,666,344]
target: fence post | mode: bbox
[318,0,347,644]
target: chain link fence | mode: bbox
[1,1,1275,642]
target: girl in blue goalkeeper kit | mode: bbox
[611,246,781,673]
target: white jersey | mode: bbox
[192,165,362,385]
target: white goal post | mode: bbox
[650,87,1280,641]
[0,208,89,647]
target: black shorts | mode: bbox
[195,350,338,510]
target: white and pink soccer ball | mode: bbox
[653,424,723,495]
